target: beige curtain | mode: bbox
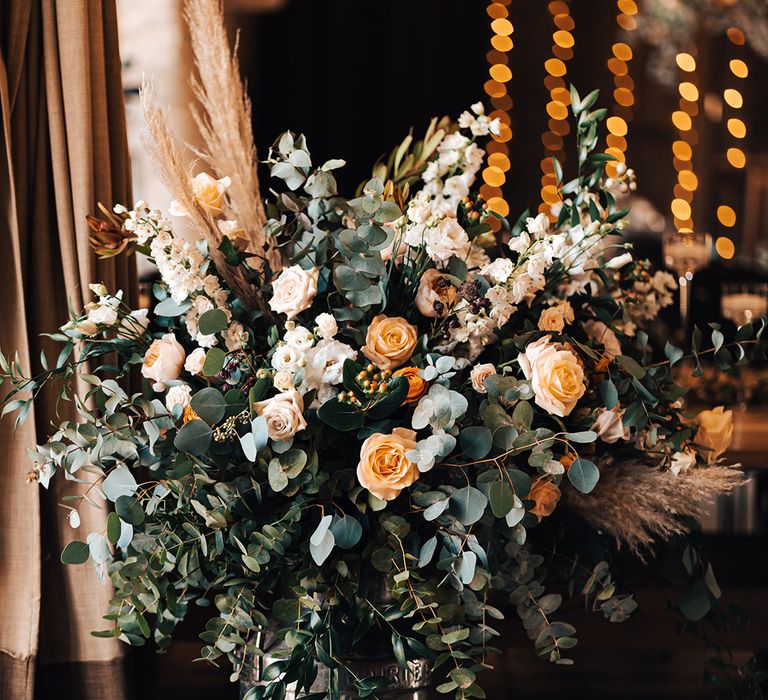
[0,1,135,698]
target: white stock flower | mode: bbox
[481,258,515,285]
[423,218,469,265]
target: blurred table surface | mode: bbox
[728,406,768,470]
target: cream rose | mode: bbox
[273,370,295,392]
[356,427,419,501]
[518,336,586,417]
[415,269,457,318]
[694,406,733,463]
[269,265,319,320]
[314,313,338,340]
[537,300,574,333]
[169,172,231,218]
[184,347,207,376]
[253,388,307,441]
[142,333,186,390]
[165,384,193,412]
[362,314,418,371]
[470,363,497,394]
[583,320,622,360]
[593,408,627,443]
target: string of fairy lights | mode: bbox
[481,0,514,220]
[669,50,700,233]
[714,27,749,261]
[604,0,638,178]
[482,3,752,258]
[539,1,576,218]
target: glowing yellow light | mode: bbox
[495,123,513,142]
[484,80,506,98]
[612,43,633,61]
[548,1,569,14]
[605,146,626,162]
[730,59,748,78]
[672,111,692,131]
[716,236,735,259]
[479,184,501,200]
[618,0,638,14]
[482,166,506,187]
[553,30,574,48]
[680,99,699,116]
[723,88,743,108]
[607,58,628,76]
[490,18,514,36]
[727,147,746,168]
[607,134,627,150]
[607,116,628,136]
[727,27,746,45]
[717,205,737,227]
[674,184,693,202]
[488,152,511,170]
[554,14,575,31]
[614,87,634,107]
[679,82,699,102]
[550,86,570,104]
[542,184,560,203]
[676,53,696,72]
[727,118,746,139]
[546,101,568,120]
[487,2,508,19]
[544,58,567,76]
[671,198,692,220]
[491,34,514,52]
[487,196,510,217]
[617,14,637,31]
[672,141,693,160]
[489,64,512,82]
[678,170,698,191]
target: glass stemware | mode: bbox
[663,231,712,342]
[721,282,768,328]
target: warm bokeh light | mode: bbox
[606,116,628,136]
[490,17,514,36]
[676,53,696,72]
[716,236,736,260]
[678,170,698,191]
[544,58,566,77]
[723,88,743,109]
[491,34,513,52]
[727,118,746,139]
[727,147,746,168]
[679,82,699,102]
[717,205,737,227]
[487,2,508,19]
[729,59,748,78]
[489,64,512,82]
[727,27,745,45]
[672,140,693,160]
[672,111,692,131]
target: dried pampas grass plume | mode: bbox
[140,82,268,313]
[565,461,746,556]
[184,0,280,272]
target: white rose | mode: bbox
[87,304,118,326]
[470,363,497,394]
[583,320,622,360]
[315,313,338,340]
[165,384,193,412]
[593,408,627,443]
[606,252,633,269]
[284,325,315,350]
[117,309,150,339]
[272,344,304,373]
[518,336,586,417]
[142,333,186,390]
[253,388,307,441]
[268,265,319,320]
[273,370,295,392]
[184,347,207,376]
[670,450,696,476]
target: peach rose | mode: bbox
[415,269,457,318]
[169,172,231,218]
[142,333,186,390]
[593,408,627,444]
[537,300,574,333]
[470,363,497,394]
[356,427,419,501]
[694,406,733,463]
[269,265,319,320]
[518,336,585,417]
[362,315,418,371]
[528,477,561,521]
[253,388,307,441]
[165,384,192,412]
[393,366,428,405]
[583,320,621,360]
[184,347,207,376]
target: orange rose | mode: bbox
[362,314,418,371]
[528,477,561,521]
[356,427,419,501]
[393,366,428,405]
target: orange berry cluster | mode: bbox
[338,365,393,404]
[460,194,491,224]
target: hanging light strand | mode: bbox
[481,1,514,218]
[539,1,575,218]
[605,0,638,178]
[715,27,748,261]
[670,51,700,233]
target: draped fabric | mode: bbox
[0,1,135,698]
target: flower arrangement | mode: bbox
[1,2,763,698]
